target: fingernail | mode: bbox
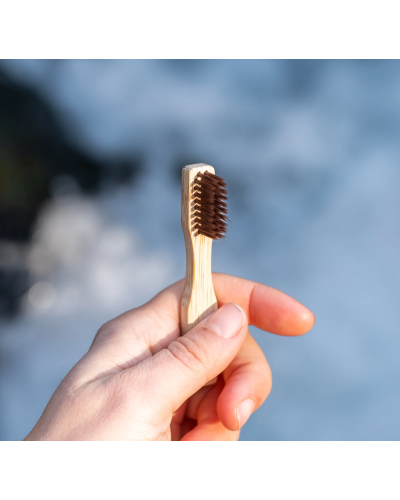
[204,303,245,339]
[237,398,255,428]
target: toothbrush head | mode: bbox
[192,170,228,240]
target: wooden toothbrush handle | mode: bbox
[181,164,218,385]
[180,229,218,335]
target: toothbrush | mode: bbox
[181,163,228,384]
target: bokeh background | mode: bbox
[0,60,399,440]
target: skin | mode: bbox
[25,273,315,441]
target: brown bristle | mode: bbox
[192,170,228,240]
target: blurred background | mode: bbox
[0,60,399,440]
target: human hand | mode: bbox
[25,273,314,441]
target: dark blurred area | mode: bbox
[0,68,141,316]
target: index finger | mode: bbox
[95,272,314,357]
[212,273,314,336]
[158,273,314,337]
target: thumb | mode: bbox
[135,303,247,414]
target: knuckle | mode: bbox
[167,335,210,374]
[99,319,118,337]
[92,322,110,346]
[91,319,120,348]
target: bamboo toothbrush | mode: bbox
[181,163,228,383]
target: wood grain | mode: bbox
[181,163,218,334]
